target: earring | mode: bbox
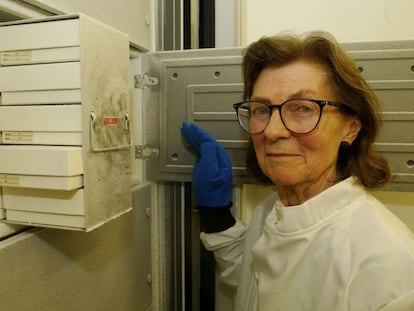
[340,141,351,149]
[337,141,352,179]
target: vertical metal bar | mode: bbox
[154,1,187,310]
[173,182,184,310]
[180,182,187,310]
[157,0,183,51]
[199,0,215,48]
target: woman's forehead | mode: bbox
[252,61,333,100]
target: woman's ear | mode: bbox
[344,118,362,145]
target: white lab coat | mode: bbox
[201,178,414,310]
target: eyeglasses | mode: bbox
[233,99,349,134]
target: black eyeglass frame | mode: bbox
[233,98,350,135]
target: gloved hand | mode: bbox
[181,122,232,208]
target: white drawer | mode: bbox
[1,89,82,106]
[0,46,81,66]
[0,62,81,92]
[0,174,83,191]
[0,18,80,51]
[0,105,82,132]
[0,146,83,176]
[3,187,85,215]
[5,210,85,229]
[0,104,82,145]
[2,131,82,146]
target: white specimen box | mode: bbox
[0,14,132,231]
[0,146,83,176]
[0,105,82,145]
[0,174,83,191]
[0,17,80,51]
[3,188,85,228]
[0,62,81,91]
[3,188,85,214]
[1,89,82,106]
[0,46,81,66]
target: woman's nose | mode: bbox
[263,110,291,140]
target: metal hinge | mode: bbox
[134,73,159,89]
[135,145,159,159]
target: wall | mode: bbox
[242,0,414,45]
[215,0,238,48]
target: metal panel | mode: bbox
[145,41,414,191]
[344,40,414,191]
[143,47,249,183]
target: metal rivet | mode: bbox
[146,274,152,285]
[145,14,151,26]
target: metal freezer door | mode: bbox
[142,47,251,184]
[142,43,414,191]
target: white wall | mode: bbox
[215,0,238,47]
[242,0,414,45]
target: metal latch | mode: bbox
[134,73,159,89]
[135,145,159,159]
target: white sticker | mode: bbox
[0,174,19,186]
[3,131,33,142]
[0,50,32,65]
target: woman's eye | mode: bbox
[288,101,317,114]
[252,106,268,115]
[298,105,313,113]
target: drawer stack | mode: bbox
[0,14,132,231]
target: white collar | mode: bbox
[267,177,365,233]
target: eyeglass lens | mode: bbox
[237,99,322,134]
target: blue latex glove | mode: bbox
[181,122,232,207]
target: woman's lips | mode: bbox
[264,152,303,162]
[265,152,299,157]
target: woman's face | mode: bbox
[251,60,360,195]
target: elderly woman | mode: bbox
[181,31,414,310]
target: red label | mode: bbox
[103,117,118,125]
